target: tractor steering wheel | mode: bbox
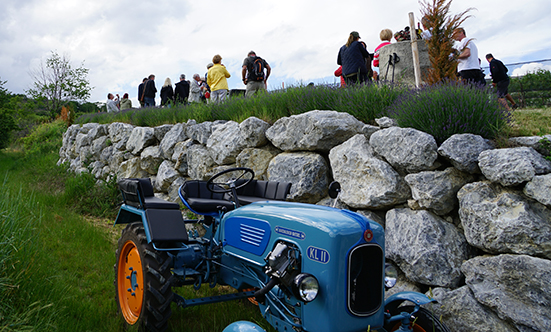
[206,167,255,194]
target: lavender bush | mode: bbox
[387,81,512,143]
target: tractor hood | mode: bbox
[221,201,384,262]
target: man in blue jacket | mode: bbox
[337,31,371,85]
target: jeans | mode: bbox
[144,97,155,107]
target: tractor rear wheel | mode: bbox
[115,223,173,332]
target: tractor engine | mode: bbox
[263,241,319,303]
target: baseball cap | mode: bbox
[351,31,360,38]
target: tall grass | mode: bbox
[388,81,512,144]
[76,84,406,127]
[0,178,58,331]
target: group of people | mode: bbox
[106,51,271,111]
[335,24,518,110]
[106,93,132,113]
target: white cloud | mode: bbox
[1,0,551,107]
[512,63,551,77]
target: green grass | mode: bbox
[76,84,405,127]
[506,106,551,137]
[3,84,551,331]
[0,148,274,332]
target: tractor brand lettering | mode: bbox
[307,246,330,264]
[275,226,305,240]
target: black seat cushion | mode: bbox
[119,178,179,210]
[145,209,189,242]
[180,180,235,213]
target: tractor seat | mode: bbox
[179,180,235,215]
[233,179,292,205]
[118,178,180,210]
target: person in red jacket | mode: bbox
[334,66,346,87]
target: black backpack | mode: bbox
[248,56,265,81]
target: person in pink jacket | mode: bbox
[373,29,392,80]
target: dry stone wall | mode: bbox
[58,110,551,332]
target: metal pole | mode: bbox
[409,12,422,87]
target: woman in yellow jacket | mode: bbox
[207,54,231,104]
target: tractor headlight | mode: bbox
[293,273,319,302]
[384,263,397,289]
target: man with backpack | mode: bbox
[242,51,271,97]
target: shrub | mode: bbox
[387,81,511,143]
[0,109,18,149]
[63,172,121,218]
[20,119,66,155]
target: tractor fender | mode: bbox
[384,291,436,313]
[223,320,266,332]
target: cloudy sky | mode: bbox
[2,0,551,106]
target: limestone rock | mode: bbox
[126,127,157,155]
[207,121,247,165]
[438,133,494,174]
[187,121,213,144]
[108,122,134,144]
[239,116,270,148]
[236,146,280,180]
[405,167,475,215]
[478,147,551,186]
[154,160,180,192]
[267,152,329,203]
[458,181,551,258]
[140,146,163,175]
[524,174,551,206]
[265,110,365,152]
[159,123,187,159]
[187,144,216,180]
[370,126,438,173]
[425,286,517,332]
[462,254,551,332]
[329,134,410,209]
[385,208,471,288]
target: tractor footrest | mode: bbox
[173,290,256,308]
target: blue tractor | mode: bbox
[114,167,450,332]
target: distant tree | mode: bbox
[0,79,18,149]
[419,0,473,84]
[27,51,93,119]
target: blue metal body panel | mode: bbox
[220,201,386,332]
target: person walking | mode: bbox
[337,31,371,85]
[143,74,157,107]
[486,53,518,109]
[207,54,231,104]
[160,77,174,107]
[452,28,484,85]
[174,74,190,104]
[242,51,271,97]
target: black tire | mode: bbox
[115,223,173,332]
[384,305,450,332]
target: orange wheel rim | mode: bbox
[117,240,144,324]
[390,322,427,332]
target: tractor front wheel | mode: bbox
[115,223,173,331]
[384,305,451,332]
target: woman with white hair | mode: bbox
[160,77,174,107]
[189,74,203,103]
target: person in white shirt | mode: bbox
[452,28,485,85]
[106,93,119,113]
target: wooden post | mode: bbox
[409,12,422,87]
